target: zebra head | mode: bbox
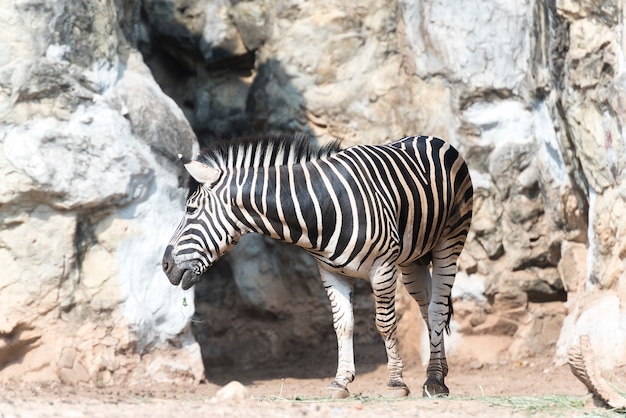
[162,156,240,290]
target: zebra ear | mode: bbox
[179,154,220,185]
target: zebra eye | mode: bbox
[186,205,198,215]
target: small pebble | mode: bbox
[213,381,250,402]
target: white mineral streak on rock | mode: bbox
[463,99,535,149]
[451,271,487,304]
[401,0,531,93]
[4,102,145,209]
[533,100,567,185]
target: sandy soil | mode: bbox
[2,357,620,418]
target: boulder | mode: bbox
[213,381,250,402]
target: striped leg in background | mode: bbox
[400,258,453,397]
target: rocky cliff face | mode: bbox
[0,0,203,384]
[1,0,624,385]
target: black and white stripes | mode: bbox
[162,134,473,397]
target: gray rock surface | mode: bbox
[0,0,202,384]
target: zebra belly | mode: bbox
[305,248,378,280]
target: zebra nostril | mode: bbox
[163,245,174,273]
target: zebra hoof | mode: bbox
[386,383,410,398]
[326,381,350,399]
[422,378,449,398]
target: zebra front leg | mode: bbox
[320,268,356,399]
[371,264,410,397]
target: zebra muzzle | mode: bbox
[181,270,200,290]
[162,245,199,288]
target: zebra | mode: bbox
[162,134,473,398]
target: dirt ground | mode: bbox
[2,357,622,418]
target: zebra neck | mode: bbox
[224,164,313,247]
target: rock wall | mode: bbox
[0,0,203,384]
[552,0,626,370]
[1,0,625,385]
[140,0,626,372]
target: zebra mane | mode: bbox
[197,135,342,170]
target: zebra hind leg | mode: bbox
[371,264,410,398]
[319,268,356,399]
[400,260,450,397]
[423,241,465,397]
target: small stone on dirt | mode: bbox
[213,381,250,401]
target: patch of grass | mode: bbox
[475,394,588,414]
[454,394,626,417]
[609,379,626,399]
[256,392,626,416]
